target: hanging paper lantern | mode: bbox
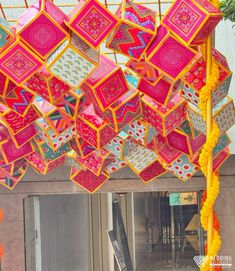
[35,117,75,151]
[122,119,158,146]
[67,0,118,48]
[105,131,137,160]
[24,68,71,104]
[166,154,200,181]
[182,48,232,108]
[2,86,35,116]
[156,143,182,165]
[76,102,116,150]
[0,18,13,49]
[167,128,206,156]
[25,151,66,175]
[47,33,99,88]
[70,167,110,193]
[0,160,28,190]
[78,148,114,176]
[81,54,129,111]
[0,41,43,85]
[137,76,181,105]
[126,58,161,85]
[146,25,199,80]
[106,0,157,60]
[162,0,223,45]
[70,136,96,158]
[15,0,69,59]
[191,146,230,172]
[0,137,34,164]
[1,104,41,135]
[106,158,128,174]
[104,88,142,132]
[142,94,187,136]
[187,96,235,135]
[124,144,166,182]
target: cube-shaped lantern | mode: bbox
[182,49,232,108]
[212,133,231,158]
[146,25,198,80]
[122,119,158,146]
[15,0,69,59]
[35,117,76,150]
[10,123,38,148]
[78,148,114,176]
[47,33,99,88]
[81,54,129,111]
[156,142,182,165]
[105,131,137,159]
[166,154,199,181]
[67,0,118,48]
[0,137,34,164]
[104,88,142,132]
[142,94,187,136]
[0,41,43,85]
[187,96,235,135]
[70,168,110,193]
[25,151,66,175]
[33,96,74,135]
[105,158,128,174]
[124,69,139,88]
[162,0,223,45]
[147,133,167,152]
[2,86,35,116]
[0,122,36,149]
[126,59,161,85]
[37,141,71,161]
[70,136,96,158]
[0,18,13,49]
[191,147,230,172]
[0,160,28,190]
[1,105,41,135]
[137,76,181,105]
[76,103,116,149]
[54,92,80,120]
[167,128,206,156]
[24,68,71,104]
[106,0,157,60]
[125,144,166,183]
[64,150,84,170]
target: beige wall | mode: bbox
[0,155,234,271]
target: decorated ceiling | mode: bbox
[0,0,234,194]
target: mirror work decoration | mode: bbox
[0,0,234,269]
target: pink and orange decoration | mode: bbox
[0,0,232,192]
[0,0,234,268]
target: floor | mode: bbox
[136,238,199,271]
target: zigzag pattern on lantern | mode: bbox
[108,24,152,59]
[199,56,222,271]
[124,12,155,29]
[116,95,140,121]
[124,0,156,30]
[5,88,34,115]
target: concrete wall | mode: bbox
[0,155,234,271]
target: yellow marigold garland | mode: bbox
[199,55,222,271]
